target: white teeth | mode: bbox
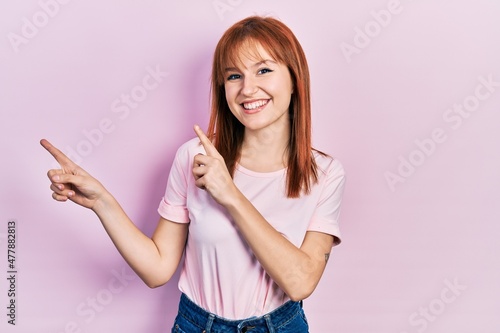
[243,100,268,110]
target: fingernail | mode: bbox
[53,175,60,181]
[68,191,74,197]
[57,184,63,190]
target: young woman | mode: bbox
[42,16,345,333]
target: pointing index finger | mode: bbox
[193,125,218,157]
[40,139,77,168]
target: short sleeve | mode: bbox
[307,158,346,246]
[157,143,191,223]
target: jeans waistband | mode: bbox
[176,293,303,333]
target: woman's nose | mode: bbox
[241,76,258,96]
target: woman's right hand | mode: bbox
[40,139,107,210]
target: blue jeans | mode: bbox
[171,293,309,333]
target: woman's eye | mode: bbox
[258,68,273,75]
[227,74,241,81]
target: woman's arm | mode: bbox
[92,196,187,288]
[191,127,335,301]
[225,195,333,301]
[41,139,187,288]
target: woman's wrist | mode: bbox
[219,184,245,209]
[91,190,116,216]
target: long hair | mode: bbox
[207,16,318,198]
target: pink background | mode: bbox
[1,0,500,332]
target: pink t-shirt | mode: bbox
[158,138,345,319]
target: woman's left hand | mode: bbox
[192,125,239,206]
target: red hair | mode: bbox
[208,16,318,198]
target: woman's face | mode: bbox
[223,42,294,133]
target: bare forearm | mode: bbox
[225,191,327,301]
[91,193,170,287]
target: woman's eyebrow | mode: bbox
[253,59,277,67]
[224,59,277,72]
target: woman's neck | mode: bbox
[239,122,290,173]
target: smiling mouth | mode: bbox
[241,99,270,111]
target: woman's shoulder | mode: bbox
[313,149,345,178]
[169,138,205,169]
